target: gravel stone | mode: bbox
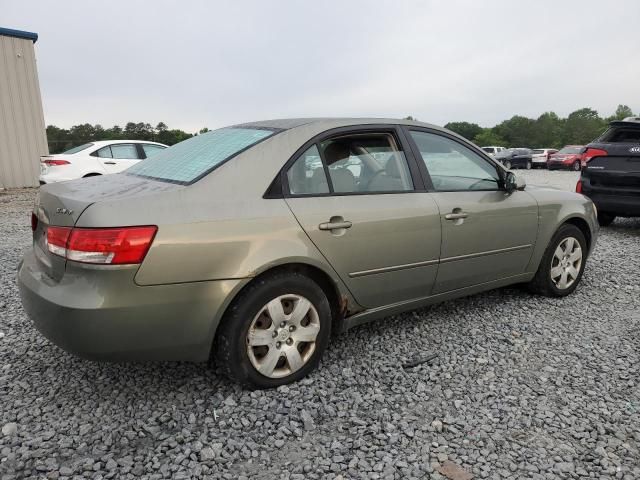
[1,172,639,479]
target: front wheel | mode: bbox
[504,160,512,169]
[528,224,587,297]
[526,161,532,170]
[214,271,332,389]
[597,212,616,227]
[573,160,581,171]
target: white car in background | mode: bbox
[39,140,167,184]
[481,146,506,157]
[531,148,558,169]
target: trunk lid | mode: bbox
[33,173,181,280]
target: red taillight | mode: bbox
[43,159,70,166]
[31,213,38,231]
[583,148,607,163]
[576,180,583,193]
[47,226,72,257]
[47,226,157,265]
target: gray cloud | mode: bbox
[4,0,640,131]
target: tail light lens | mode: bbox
[576,179,583,193]
[583,148,608,163]
[47,226,157,265]
[43,159,70,166]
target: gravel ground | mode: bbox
[1,170,639,479]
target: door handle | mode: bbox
[319,220,352,231]
[103,161,116,165]
[445,212,468,220]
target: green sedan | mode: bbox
[18,118,598,388]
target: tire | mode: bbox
[526,161,532,170]
[527,224,587,297]
[214,270,332,389]
[597,212,616,227]
[572,160,581,171]
[504,160,512,170]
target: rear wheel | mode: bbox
[526,161,532,170]
[528,224,587,297]
[597,212,616,227]
[214,271,332,389]
[572,160,581,171]
[504,160,512,170]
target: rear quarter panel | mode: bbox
[75,124,361,309]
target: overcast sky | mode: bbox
[3,0,640,132]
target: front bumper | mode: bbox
[18,250,243,361]
[547,162,572,170]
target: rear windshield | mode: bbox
[596,127,640,143]
[558,146,582,154]
[532,149,544,154]
[62,143,94,154]
[482,147,494,153]
[127,127,276,184]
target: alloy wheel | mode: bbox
[550,237,582,289]
[246,294,320,378]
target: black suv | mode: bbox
[495,148,533,170]
[578,117,640,226]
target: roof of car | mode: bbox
[89,140,167,147]
[234,117,442,131]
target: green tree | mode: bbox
[532,112,564,148]
[444,121,483,141]
[611,104,634,121]
[199,127,210,134]
[494,116,536,147]
[563,108,606,144]
[472,129,505,147]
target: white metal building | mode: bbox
[0,27,48,189]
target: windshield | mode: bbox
[558,146,582,154]
[482,147,494,153]
[532,149,544,154]
[62,143,94,154]
[127,127,276,184]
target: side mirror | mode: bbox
[504,171,526,192]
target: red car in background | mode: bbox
[547,145,585,171]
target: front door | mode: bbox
[406,129,538,294]
[284,129,442,308]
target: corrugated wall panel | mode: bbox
[0,35,48,188]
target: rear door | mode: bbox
[405,128,538,294]
[284,126,442,308]
[94,144,141,174]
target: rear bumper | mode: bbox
[18,250,243,361]
[585,191,640,217]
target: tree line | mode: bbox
[46,122,210,153]
[441,104,636,148]
[47,104,636,154]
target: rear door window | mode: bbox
[111,144,140,159]
[96,147,112,158]
[127,127,276,184]
[319,133,414,193]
